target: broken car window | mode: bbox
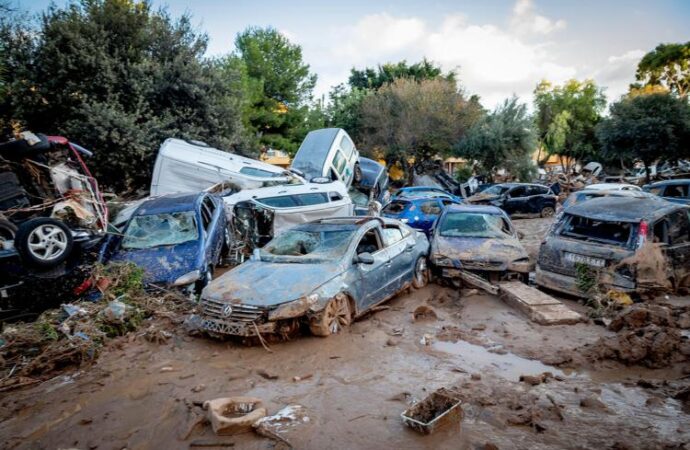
[420,201,442,215]
[382,226,404,246]
[122,211,199,249]
[261,229,354,258]
[382,200,408,214]
[559,214,634,247]
[482,185,509,196]
[439,213,512,239]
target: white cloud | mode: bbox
[510,0,566,36]
[588,49,646,104]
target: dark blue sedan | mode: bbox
[643,179,690,205]
[100,192,228,294]
[382,196,462,236]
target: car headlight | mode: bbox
[269,293,319,321]
[173,270,201,286]
[431,254,454,267]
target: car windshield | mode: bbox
[400,190,446,199]
[382,200,408,214]
[439,212,511,238]
[122,211,199,249]
[481,185,509,196]
[559,214,634,247]
[261,228,355,260]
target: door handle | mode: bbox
[405,245,414,252]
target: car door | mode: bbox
[503,186,528,214]
[353,226,391,310]
[665,210,690,286]
[200,196,221,267]
[380,224,413,295]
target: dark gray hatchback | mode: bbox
[536,197,690,297]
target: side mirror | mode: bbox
[354,252,375,265]
[251,248,261,261]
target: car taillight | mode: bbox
[637,220,648,248]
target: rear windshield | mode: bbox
[559,214,635,247]
[123,211,198,249]
[383,200,409,214]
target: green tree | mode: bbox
[596,92,690,182]
[455,97,536,181]
[358,78,481,171]
[348,58,454,90]
[0,0,245,191]
[534,79,606,173]
[233,27,317,153]
[325,84,370,142]
[634,42,690,98]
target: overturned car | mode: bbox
[197,217,429,338]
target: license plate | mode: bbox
[564,252,605,268]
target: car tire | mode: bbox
[309,293,351,337]
[540,206,555,218]
[412,256,429,289]
[0,218,17,242]
[15,218,74,269]
[353,163,363,185]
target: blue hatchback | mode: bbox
[100,192,228,294]
[391,186,463,203]
[382,196,462,236]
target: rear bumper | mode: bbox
[535,266,636,297]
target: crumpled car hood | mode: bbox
[109,240,200,285]
[203,260,342,306]
[432,235,527,263]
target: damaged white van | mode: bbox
[291,128,361,187]
[150,138,301,196]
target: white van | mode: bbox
[291,128,361,187]
[150,138,300,195]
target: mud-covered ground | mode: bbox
[1,218,689,450]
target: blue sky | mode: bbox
[16,0,690,108]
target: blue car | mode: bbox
[391,186,463,203]
[350,158,390,215]
[100,192,228,294]
[198,217,429,338]
[643,179,690,205]
[382,196,462,236]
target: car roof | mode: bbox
[443,204,505,215]
[586,183,638,190]
[648,179,690,186]
[358,157,384,188]
[399,186,446,191]
[573,189,653,198]
[291,128,341,178]
[565,196,683,222]
[135,192,202,215]
[494,183,543,188]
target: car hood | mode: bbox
[202,260,343,306]
[432,235,527,262]
[109,240,200,285]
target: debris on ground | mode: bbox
[253,404,308,447]
[203,397,267,436]
[412,305,438,321]
[401,388,463,434]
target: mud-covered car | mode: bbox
[644,179,690,206]
[536,196,690,297]
[382,196,462,237]
[198,217,429,338]
[100,192,227,294]
[466,183,557,217]
[429,204,531,282]
[350,157,389,216]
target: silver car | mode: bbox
[199,217,430,338]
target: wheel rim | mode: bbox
[415,258,427,285]
[542,207,554,217]
[327,296,350,334]
[27,225,68,261]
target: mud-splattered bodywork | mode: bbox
[536,197,690,297]
[198,217,429,337]
[429,205,531,280]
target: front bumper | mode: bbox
[201,317,276,337]
[535,266,636,298]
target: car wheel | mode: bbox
[0,218,17,243]
[309,293,351,337]
[353,163,363,185]
[540,206,555,218]
[15,218,74,269]
[412,256,429,289]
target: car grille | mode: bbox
[460,260,505,271]
[201,298,266,323]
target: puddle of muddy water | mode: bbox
[431,339,565,381]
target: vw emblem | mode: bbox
[222,305,233,317]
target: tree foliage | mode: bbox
[348,59,454,91]
[358,78,481,167]
[233,27,317,153]
[634,42,690,98]
[534,79,606,171]
[596,92,690,181]
[0,0,246,191]
[455,97,536,181]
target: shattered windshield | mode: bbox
[440,212,512,239]
[261,228,355,260]
[481,185,509,196]
[122,211,199,249]
[559,214,634,247]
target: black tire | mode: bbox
[540,206,555,218]
[15,218,74,269]
[0,218,17,242]
[412,256,429,289]
[353,163,363,185]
